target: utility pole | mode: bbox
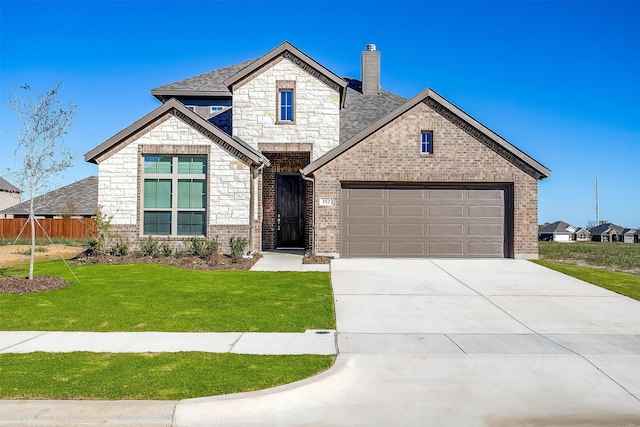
[595,177,599,225]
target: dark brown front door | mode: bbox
[276,174,305,248]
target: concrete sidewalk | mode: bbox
[0,330,337,355]
[250,250,330,271]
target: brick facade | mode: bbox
[311,101,539,259]
[261,152,312,250]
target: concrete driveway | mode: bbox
[175,259,640,426]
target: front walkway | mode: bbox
[250,249,330,272]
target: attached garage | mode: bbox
[341,184,511,258]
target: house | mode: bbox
[574,228,591,242]
[588,223,625,242]
[622,228,637,244]
[0,177,22,216]
[538,221,577,242]
[84,42,551,259]
[0,176,98,219]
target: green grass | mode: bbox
[0,262,335,332]
[539,241,640,272]
[533,260,640,301]
[0,352,334,400]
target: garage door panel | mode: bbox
[429,206,464,217]
[468,224,504,236]
[347,241,385,256]
[428,224,464,236]
[389,224,424,236]
[389,205,424,217]
[348,223,385,236]
[468,189,504,199]
[346,188,384,198]
[388,242,425,256]
[428,241,464,255]
[468,242,504,257]
[388,188,424,199]
[468,206,503,218]
[428,189,464,199]
[342,185,508,258]
[348,205,385,217]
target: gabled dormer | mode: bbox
[223,42,348,161]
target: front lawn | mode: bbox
[0,352,334,400]
[0,262,335,332]
[533,260,640,301]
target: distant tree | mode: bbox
[56,202,78,218]
[9,82,76,280]
[585,220,596,229]
[538,222,550,230]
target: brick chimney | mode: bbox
[361,44,380,96]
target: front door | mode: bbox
[276,174,305,248]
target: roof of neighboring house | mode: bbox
[575,227,591,234]
[588,223,625,236]
[303,88,551,180]
[0,176,98,216]
[538,221,575,234]
[84,98,269,167]
[622,228,637,235]
[0,177,21,194]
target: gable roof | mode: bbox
[223,41,348,108]
[151,59,256,100]
[302,88,551,180]
[538,221,575,234]
[0,176,97,216]
[84,98,268,167]
[0,177,21,194]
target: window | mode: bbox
[280,90,293,121]
[210,106,224,113]
[276,80,296,124]
[421,131,433,154]
[142,156,207,236]
[185,106,196,112]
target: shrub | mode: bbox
[159,241,173,258]
[184,236,219,258]
[140,236,159,258]
[110,237,128,257]
[229,236,248,258]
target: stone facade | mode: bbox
[98,114,251,250]
[232,57,340,161]
[311,101,539,259]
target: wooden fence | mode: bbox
[0,218,96,239]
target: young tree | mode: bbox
[9,83,76,280]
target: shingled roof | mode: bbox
[151,59,257,99]
[0,177,21,194]
[0,176,98,217]
[538,221,575,234]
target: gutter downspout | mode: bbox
[300,170,315,255]
[249,161,268,255]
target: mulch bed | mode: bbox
[0,276,70,294]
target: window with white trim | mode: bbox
[421,131,433,154]
[142,156,207,236]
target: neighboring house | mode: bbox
[588,223,625,242]
[622,229,637,244]
[538,221,577,242]
[0,177,22,216]
[84,42,551,259]
[0,176,98,218]
[574,228,591,242]
[636,230,640,244]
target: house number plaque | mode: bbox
[319,198,333,206]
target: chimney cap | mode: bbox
[365,44,377,51]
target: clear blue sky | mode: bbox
[1,0,638,228]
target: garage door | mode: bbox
[341,185,508,258]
